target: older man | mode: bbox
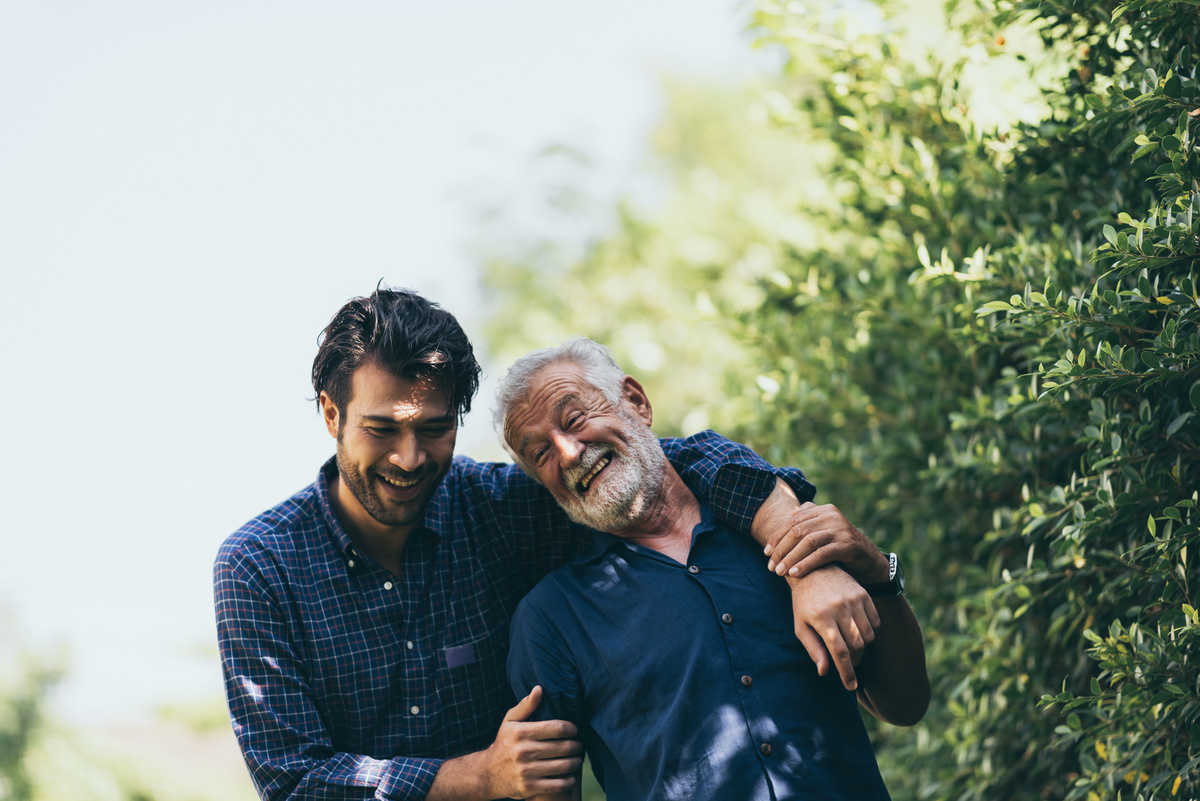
[498,337,930,801]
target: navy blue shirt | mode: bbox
[507,503,891,801]
[214,431,797,801]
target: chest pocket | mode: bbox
[434,624,515,756]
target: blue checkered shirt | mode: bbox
[214,430,800,800]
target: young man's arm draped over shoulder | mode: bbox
[215,431,863,800]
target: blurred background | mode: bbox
[0,1,771,797]
[5,0,1197,799]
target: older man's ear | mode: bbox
[619,376,654,426]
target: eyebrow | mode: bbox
[360,413,456,425]
[515,393,581,458]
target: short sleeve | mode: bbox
[506,591,584,726]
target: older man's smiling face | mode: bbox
[504,362,666,532]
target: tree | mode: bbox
[480,0,1199,798]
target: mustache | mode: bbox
[371,464,437,482]
[565,445,611,489]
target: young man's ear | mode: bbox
[620,376,653,426]
[318,392,341,439]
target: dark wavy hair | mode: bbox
[311,287,481,424]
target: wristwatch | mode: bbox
[860,552,905,597]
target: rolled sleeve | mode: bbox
[664,429,815,533]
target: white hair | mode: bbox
[493,336,627,468]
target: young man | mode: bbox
[498,337,930,800]
[214,289,877,801]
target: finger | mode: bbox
[522,720,582,745]
[774,532,834,576]
[786,538,852,578]
[504,685,543,723]
[838,614,868,669]
[767,528,812,572]
[522,755,584,778]
[523,773,579,796]
[865,595,881,630]
[764,502,820,557]
[795,623,831,678]
[819,621,858,691]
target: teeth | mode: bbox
[578,456,610,491]
[380,475,419,489]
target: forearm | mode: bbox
[426,751,493,801]
[666,431,815,535]
[855,595,930,726]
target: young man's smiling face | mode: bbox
[320,360,457,539]
[503,361,666,532]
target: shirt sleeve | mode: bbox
[214,548,441,801]
[456,430,811,589]
[661,429,816,533]
[506,591,584,727]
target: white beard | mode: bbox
[558,408,667,532]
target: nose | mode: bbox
[388,431,426,473]
[550,430,585,467]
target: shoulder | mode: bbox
[215,481,322,575]
[513,555,596,626]
[437,454,554,510]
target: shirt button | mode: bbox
[721,613,733,625]
[687,565,700,574]
[384,581,394,590]
[410,706,420,715]
[760,742,772,756]
[406,641,414,650]
[741,675,753,688]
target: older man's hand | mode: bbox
[765,502,891,583]
[787,565,880,691]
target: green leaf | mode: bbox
[1167,412,1193,437]
[1132,142,1158,161]
[1103,224,1118,244]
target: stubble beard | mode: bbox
[559,409,667,532]
[335,436,441,529]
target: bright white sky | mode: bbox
[0,0,766,725]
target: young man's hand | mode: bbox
[428,686,582,800]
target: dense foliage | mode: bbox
[481,0,1200,798]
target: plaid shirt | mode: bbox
[214,430,805,801]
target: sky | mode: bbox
[0,0,768,725]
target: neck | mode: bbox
[329,473,411,577]
[607,465,700,562]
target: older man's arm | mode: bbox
[752,480,930,723]
[750,480,887,690]
[854,594,930,726]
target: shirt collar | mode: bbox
[316,457,359,559]
[575,500,718,564]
